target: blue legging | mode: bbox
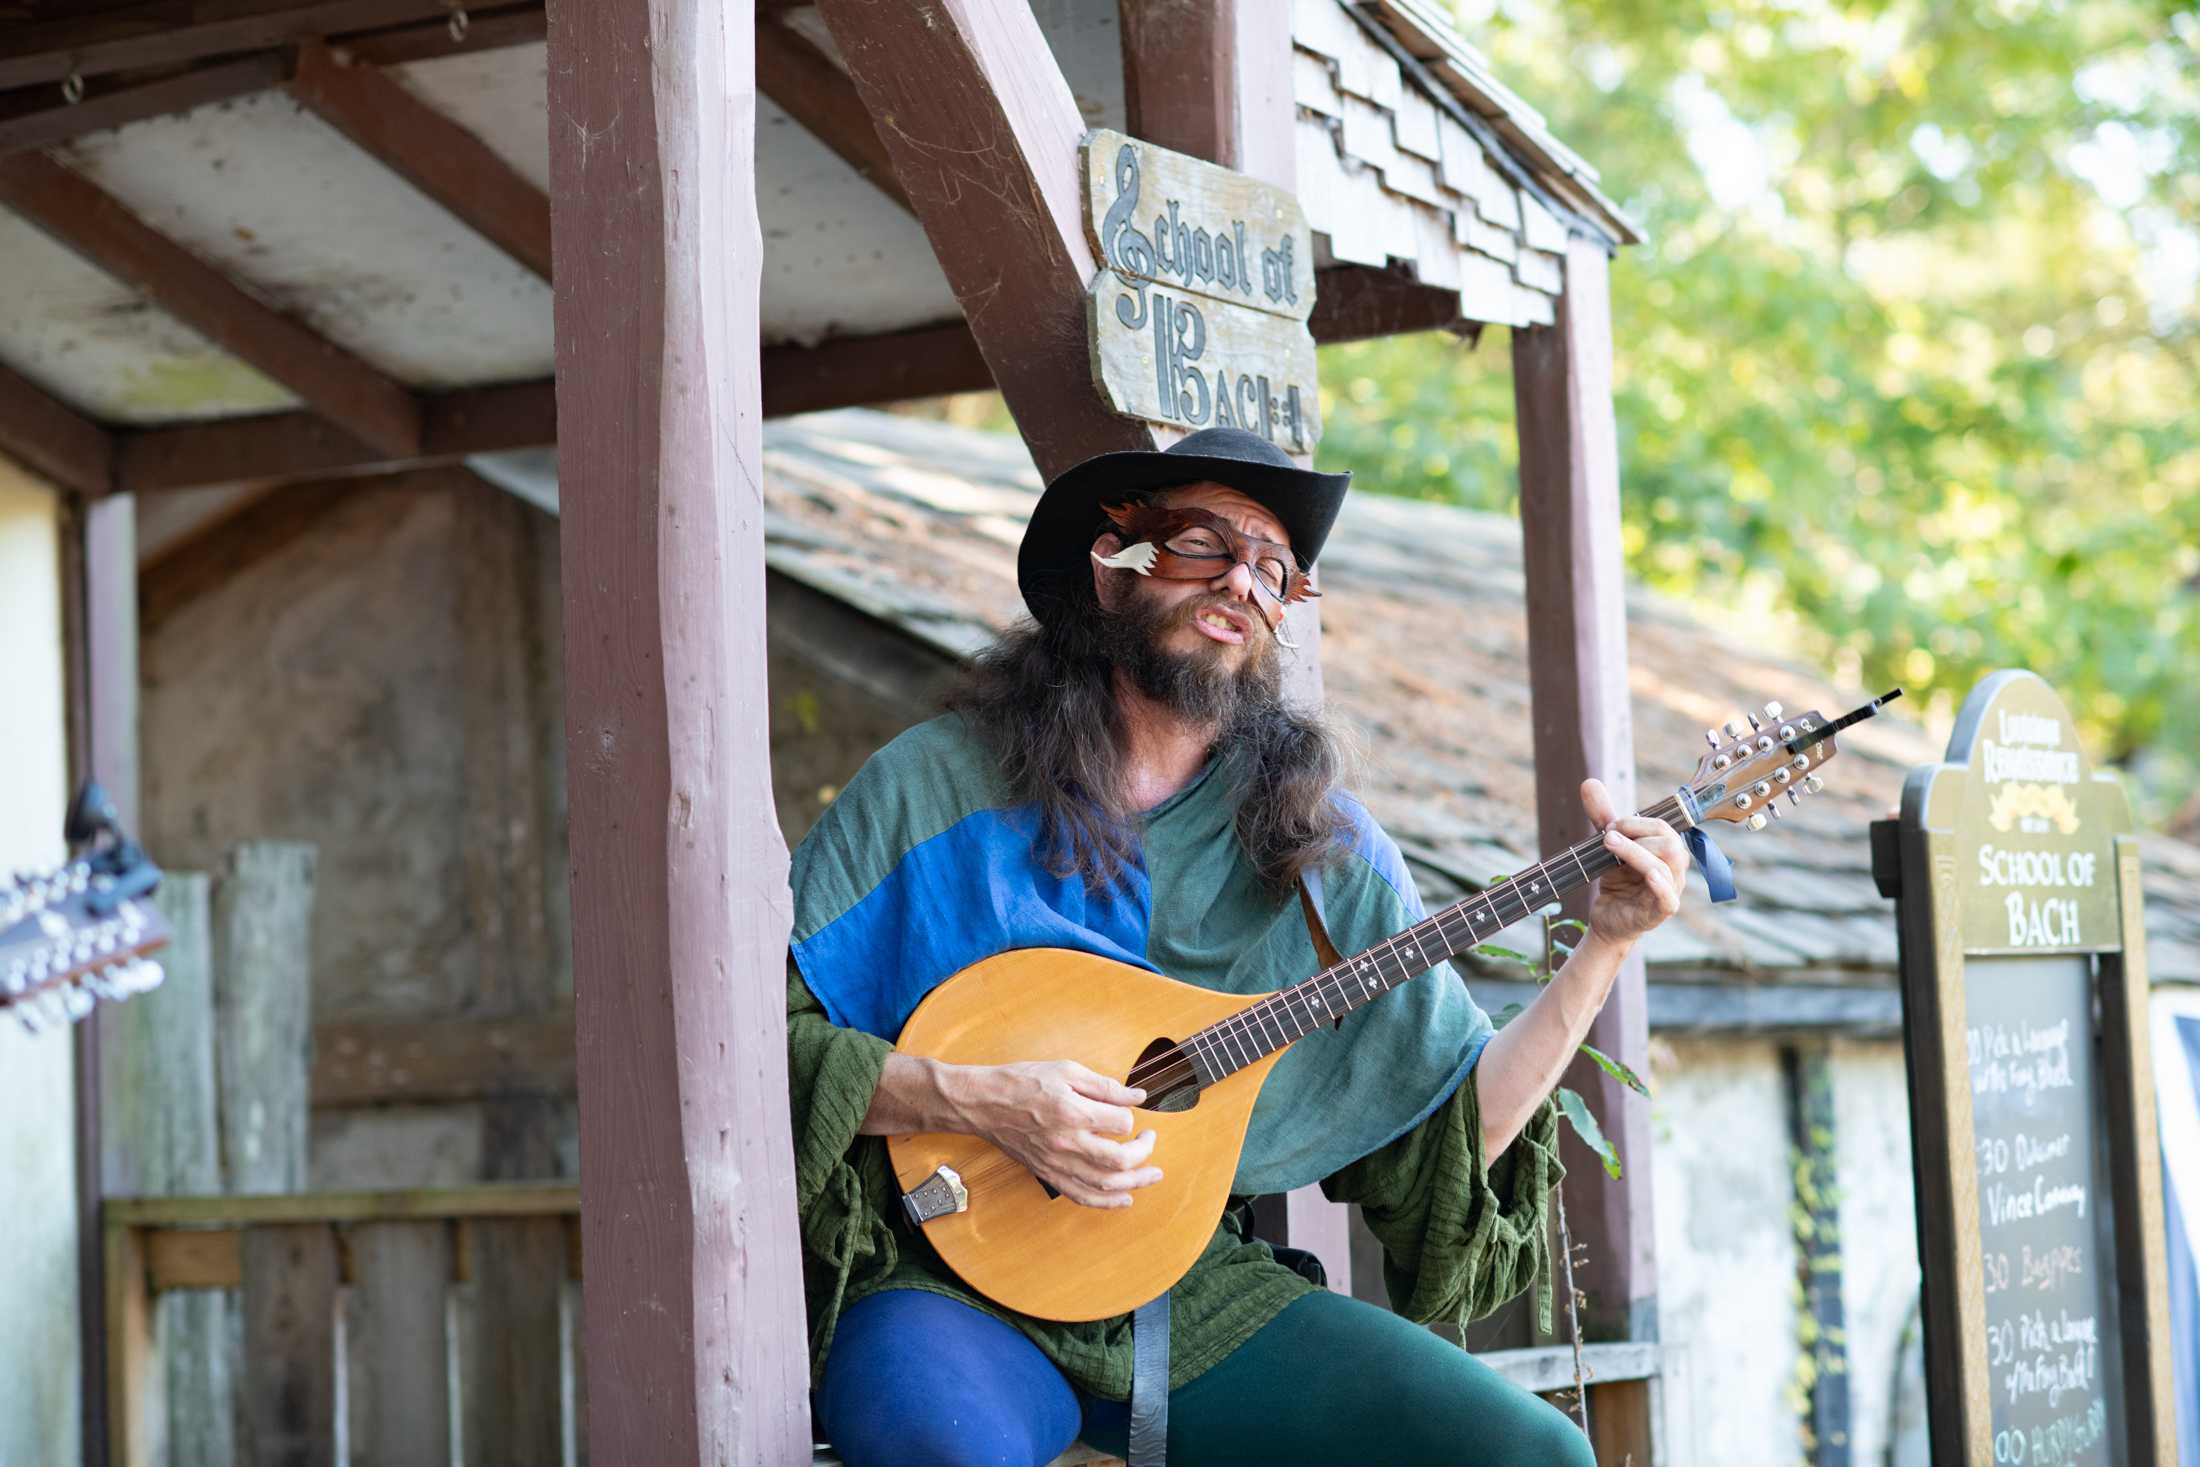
[817,1288,1595,1467]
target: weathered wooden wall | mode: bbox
[139,475,575,1188]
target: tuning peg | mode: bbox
[1768,801,1784,819]
[1803,774,1823,795]
[1724,719,1744,737]
[1764,700,1784,719]
[1786,789,1801,806]
[1746,712,1763,731]
[1745,812,1768,831]
[1705,729,1721,748]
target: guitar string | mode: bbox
[1130,814,1643,1088]
[945,794,1691,1196]
[1174,794,1687,1082]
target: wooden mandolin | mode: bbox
[887,693,1900,1321]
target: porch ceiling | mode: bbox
[0,0,1630,500]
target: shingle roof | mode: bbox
[1289,0,1642,329]
[759,408,2200,988]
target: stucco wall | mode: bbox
[1833,1036,1926,1465]
[0,466,80,1467]
[1649,1035,1804,1467]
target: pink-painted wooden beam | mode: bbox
[545,0,812,1456]
[1513,237,1659,1344]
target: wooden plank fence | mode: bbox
[105,1186,582,1467]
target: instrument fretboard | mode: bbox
[1172,793,1691,1086]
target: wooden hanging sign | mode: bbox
[1080,129,1321,451]
[1872,670,2177,1467]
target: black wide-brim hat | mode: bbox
[1018,426,1351,622]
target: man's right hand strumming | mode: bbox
[861,1054,1163,1209]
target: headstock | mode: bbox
[1683,690,1904,832]
[0,781,170,1034]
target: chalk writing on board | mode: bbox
[1966,953,2117,1466]
[1968,1018,2075,1099]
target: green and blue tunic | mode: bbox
[786,713,1559,1397]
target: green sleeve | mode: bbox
[786,959,902,1373]
[1320,1069,1563,1332]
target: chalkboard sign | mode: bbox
[1966,952,2123,1463]
[1874,671,2177,1466]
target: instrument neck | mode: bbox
[1180,793,1691,1085]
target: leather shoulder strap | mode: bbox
[1296,869,1343,968]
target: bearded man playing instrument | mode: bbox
[785,427,1692,1467]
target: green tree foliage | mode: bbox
[1317,0,2200,823]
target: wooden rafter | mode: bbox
[762,321,990,417]
[0,7,544,155]
[753,19,909,214]
[1308,265,1476,343]
[139,467,460,628]
[90,261,1460,502]
[0,151,422,456]
[0,53,295,157]
[0,1,462,90]
[287,40,552,280]
[813,0,1157,480]
[0,359,113,493]
[339,4,547,64]
[114,378,553,493]
[90,261,1464,498]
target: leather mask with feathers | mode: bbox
[1089,502,1317,646]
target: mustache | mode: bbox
[1159,590,1280,640]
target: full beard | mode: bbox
[1094,586,1284,730]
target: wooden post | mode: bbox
[101,873,235,1467]
[70,486,137,1467]
[1512,238,1657,1345]
[545,0,812,1459]
[213,842,318,1194]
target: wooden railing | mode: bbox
[105,1182,580,1467]
[106,1184,1665,1466]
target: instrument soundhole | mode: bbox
[1133,1036,1201,1114]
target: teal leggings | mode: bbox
[820,1287,1594,1466]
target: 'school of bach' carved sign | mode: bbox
[1082,133,1323,451]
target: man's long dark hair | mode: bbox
[948,569,1347,900]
